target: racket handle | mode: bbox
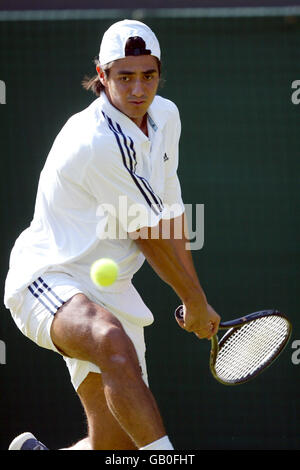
[175,305,184,320]
[175,305,219,330]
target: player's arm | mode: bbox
[129,213,220,339]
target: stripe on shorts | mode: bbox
[28,277,65,315]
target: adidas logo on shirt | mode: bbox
[163,153,169,162]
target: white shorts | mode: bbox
[10,272,151,391]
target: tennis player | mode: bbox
[5,19,220,450]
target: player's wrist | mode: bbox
[181,289,208,313]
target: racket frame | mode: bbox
[175,307,292,386]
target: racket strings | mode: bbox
[214,316,290,383]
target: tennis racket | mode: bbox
[175,306,292,385]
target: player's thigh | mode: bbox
[50,293,140,371]
[77,371,137,450]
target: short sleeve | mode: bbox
[162,105,185,220]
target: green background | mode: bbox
[0,12,299,450]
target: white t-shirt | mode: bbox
[4,92,185,312]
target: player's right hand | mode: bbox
[175,303,220,340]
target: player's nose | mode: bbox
[131,79,145,97]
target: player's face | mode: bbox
[97,55,160,128]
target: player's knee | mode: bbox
[99,324,139,377]
[100,324,127,361]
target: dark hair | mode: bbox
[82,56,163,97]
[81,57,110,96]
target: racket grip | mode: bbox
[175,305,184,320]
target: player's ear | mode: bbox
[96,65,107,87]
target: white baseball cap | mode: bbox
[99,19,161,66]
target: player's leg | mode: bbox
[50,293,167,450]
[61,371,138,450]
[76,372,137,450]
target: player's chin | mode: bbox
[127,103,149,117]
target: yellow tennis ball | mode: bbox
[90,258,119,287]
